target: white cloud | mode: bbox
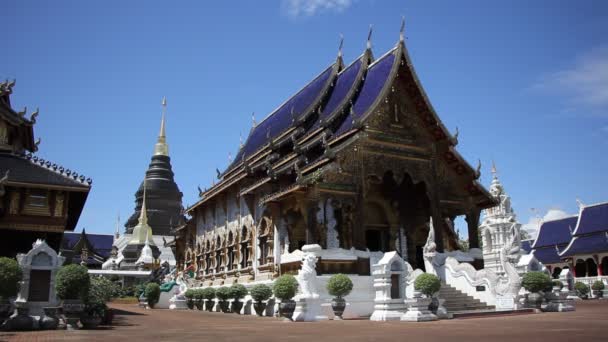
[531,46,608,112]
[282,0,354,17]
[521,208,571,240]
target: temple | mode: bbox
[59,229,114,269]
[177,27,496,287]
[531,201,608,281]
[0,81,91,258]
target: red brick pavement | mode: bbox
[1,300,607,342]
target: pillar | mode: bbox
[466,209,481,249]
[430,198,444,253]
[596,255,602,276]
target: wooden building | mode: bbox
[177,30,495,285]
[0,81,91,257]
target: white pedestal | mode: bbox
[292,297,328,322]
[370,299,406,321]
[401,297,437,322]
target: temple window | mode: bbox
[240,226,249,268]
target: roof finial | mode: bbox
[367,25,373,49]
[252,112,256,127]
[140,180,148,226]
[115,213,120,239]
[491,160,498,178]
[239,132,244,149]
[338,33,344,58]
[228,152,232,163]
[154,97,169,156]
[576,198,585,210]
[400,16,405,42]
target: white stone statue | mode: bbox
[297,252,320,299]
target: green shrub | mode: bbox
[56,264,90,301]
[273,275,298,301]
[89,276,119,302]
[522,271,551,293]
[215,287,232,301]
[574,281,590,297]
[201,287,216,300]
[193,289,204,300]
[184,289,195,299]
[86,277,113,317]
[145,283,161,307]
[326,274,353,299]
[0,257,22,300]
[552,280,564,290]
[414,273,441,297]
[592,280,605,291]
[230,284,248,300]
[135,283,146,298]
[249,284,273,303]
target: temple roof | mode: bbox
[532,246,564,265]
[0,153,91,189]
[61,231,114,259]
[531,216,577,249]
[572,202,608,236]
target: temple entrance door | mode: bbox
[365,227,389,252]
[28,270,51,302]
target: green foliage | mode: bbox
[230,284,248,300]
[326,274,353,299]
[592,280,605,291]
[521,271,551,293]
[85,277,115,317]
[552,280,564,290]
[249,284,273,303]
[273,275,298,301]
[575,281,590,297]
[215,286,232,301]
[193,289,204,300]
[184,289,195,299]
[414,273,441,297]
[135,283,146,298]
[56,264,90,300]
[201,287,216,300]
[145,283,161,306]
[0,257,22,300]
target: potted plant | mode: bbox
[56,264,90,329]
[522,271,551,308]
[194,289,205,310]
[215,287,232,313]
[249,284,273,316]
[326,274,353,320]
[184,289,195,309]
[0,257,22,325]
[230,284,248,314]
[145,283,161,309]
[591,280,605,299]
[575,281,590,299]
[273,275,298,321]
[201,287,216,312]
[414,273,441,298]
[81,277,111,329]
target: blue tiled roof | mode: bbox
[230,63,337,170]
[560,233,608,257]
[533,246,564,264]
[531,216,578,249]
[573,202,608,235]
[335,49,397,137]
[62,232,114,258]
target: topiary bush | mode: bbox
[273,275,298,301]
[193,289,204,301]
[184,289,195,300]
[575,281,590,298]
[326,274,353,299]
[592,280,605,291]
[0,257,22,300]
[145,283,161,308]
[201,287,216,301]
[215,287,232,301]
[414,273,441,297]
[230,284,248,300]
[249,284,273,303]
[86,277,114,317]
[522,271,552,293]
[56,264,90,301]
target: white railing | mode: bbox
[575,275,608,287]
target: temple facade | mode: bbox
[0,81,91,258]
[478,163,522,275]
[177,30,496,286]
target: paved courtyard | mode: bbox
[1,300,607,342]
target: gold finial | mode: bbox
[129,180,155,246]
[154,97,169,156]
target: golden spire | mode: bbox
[128,180,156,246]
[154,97,169,156]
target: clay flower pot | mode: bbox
[278,300,296,321]
[39,307,60,330]
[205,300,215,312]
[231,300,243,314]
[254,302,267,316]
[331,298,346,320]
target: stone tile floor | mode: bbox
[1,300,607,342]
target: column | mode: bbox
[430,199,444,253]
[596,255,602,276]
[466,209,481,249]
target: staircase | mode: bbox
[438,284,495,313]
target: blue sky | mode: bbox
[2,1,607,238]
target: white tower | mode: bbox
[479,162,522,275]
